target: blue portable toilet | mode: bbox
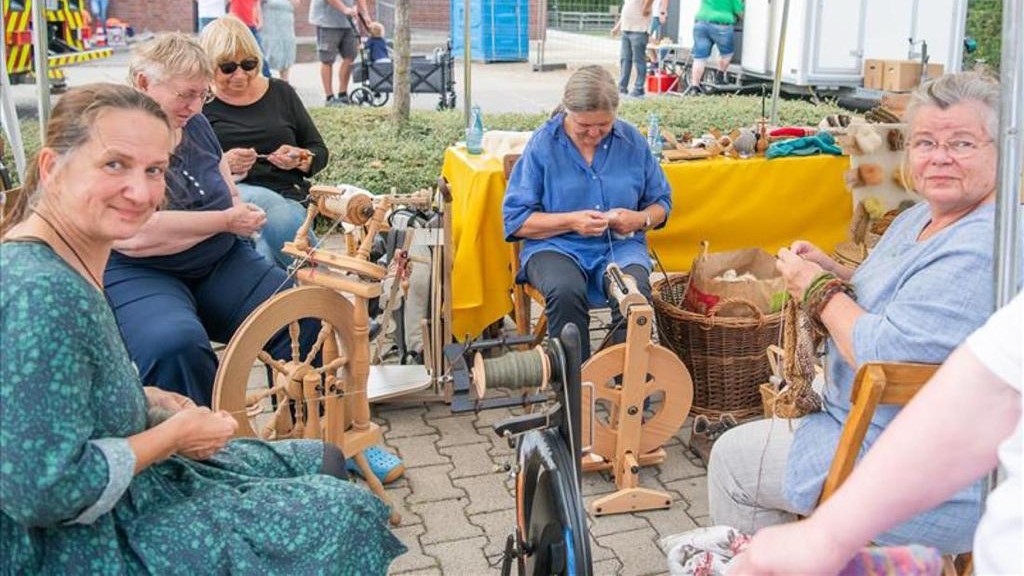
[451,0,529,63]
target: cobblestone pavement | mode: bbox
[372,325,710,576]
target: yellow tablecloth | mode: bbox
[442,147,852,339]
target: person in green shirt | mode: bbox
[687,0,744,93]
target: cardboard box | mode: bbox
[882,60,945,92]
[880,92,912,117]
[863,59,885,90]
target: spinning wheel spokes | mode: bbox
[581,344,693,460]
[213,287,359,441]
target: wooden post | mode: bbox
[391,0,411,125]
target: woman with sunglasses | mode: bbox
[200,15,328,270]
[105,32,317,410]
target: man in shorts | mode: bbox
[309,0,369,106]
[688,0,743,94]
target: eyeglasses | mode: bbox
[173,88,215,104]
[217,59,260,75]
[909,137,993,159]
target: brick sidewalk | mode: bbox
[372,325,710,576]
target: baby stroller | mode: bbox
[350,40,457,111]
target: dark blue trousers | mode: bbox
[525,251,653,361]
[105,240,316,407]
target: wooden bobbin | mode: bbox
[605,263,646,317]
[470,346,550,399]
[311,185,376,225]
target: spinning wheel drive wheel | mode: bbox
[212,286,357,440]
[581,344,693,460]
[514,429,593,576]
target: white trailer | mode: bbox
[672,0,968,92]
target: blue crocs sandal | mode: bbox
[346,445,405,484]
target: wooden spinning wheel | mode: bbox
[212,286,358,442]
[212,185,435,526]
[582,344,692,459]
[579,265,693,516]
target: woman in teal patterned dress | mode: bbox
[0,84,405,574]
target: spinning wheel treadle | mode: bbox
[581,344,692,460]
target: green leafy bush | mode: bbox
[965,0,1001,71]
[5,95,845,193]
[310,95,845,193]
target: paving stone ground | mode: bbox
[369,320,711,576]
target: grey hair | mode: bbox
[561,65,620,114]
[904,71,1000,139]
[128,32,214,87]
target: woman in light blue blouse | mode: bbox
[707,71,1001,554]
[503,65,671,360]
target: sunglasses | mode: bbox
[217,59,260,74]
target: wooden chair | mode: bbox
[504,153,550,342]
[819,361,972,575]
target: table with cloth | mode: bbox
[441,146,852,339]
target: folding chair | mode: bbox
[819,361,972,575]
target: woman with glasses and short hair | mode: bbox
[707,71,1001,554]
[106,32,315,410]
[200,15,328,270]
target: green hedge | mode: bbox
[4,95,844,194]
[966,0,1002,71]
[309,95,845,193]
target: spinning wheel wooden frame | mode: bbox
[212,185,434,526]
[580,265,694,516]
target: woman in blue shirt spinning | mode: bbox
[503,65,672,360]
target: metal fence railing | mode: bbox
[536,0,620,67]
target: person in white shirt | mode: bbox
[612,0,655,97]
[196,0,226,31]
[649,0,669,40]
[731,291,1023,575]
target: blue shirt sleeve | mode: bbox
[637,127,672,226]
[503,131,548,241]
[851,239,995,365]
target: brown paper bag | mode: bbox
[684,241,787,317]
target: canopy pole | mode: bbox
[31,0,52,143]
[985,0,1023,506]
[463,0,472,124]
[768,0,790,125]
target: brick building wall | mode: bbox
[108,0,195,33]
[111,0,541,39]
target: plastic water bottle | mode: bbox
[647,113,663,159]
[466,105,484,155]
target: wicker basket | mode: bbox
[652,274,783,419]
[833,241,868,269]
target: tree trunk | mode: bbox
[391,0,411,125]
